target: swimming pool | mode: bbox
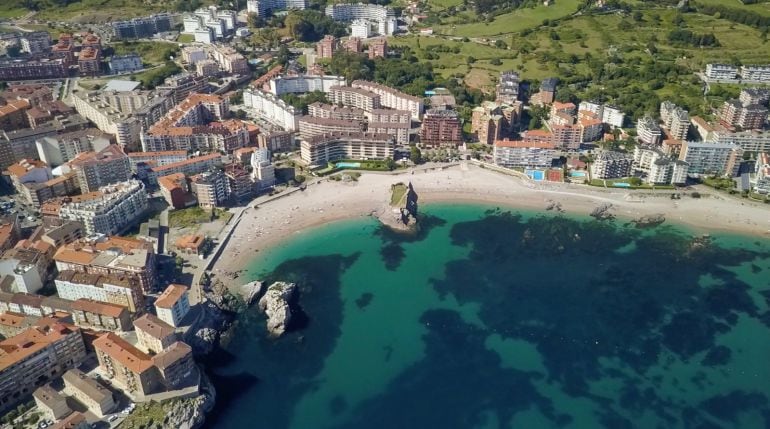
[570,171,587,178]
[336,162,361,168]
[613,182,631,188]
[525,170,545,181]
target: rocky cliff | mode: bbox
[257,282,297,337]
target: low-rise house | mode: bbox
[33,384,72,421]
[174,234,207,256]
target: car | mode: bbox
[108,415,118,422]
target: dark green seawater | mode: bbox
[205,204,770,429]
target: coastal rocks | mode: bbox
[258,282,297,337]
[377,182,420,234]
[632,213,666,228]
[239,280,264,305]
[590,203,615,221]
[184,300,233,356]
[151,371,216,429]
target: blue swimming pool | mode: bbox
[525,170,545,181]
[613,182,631,188]
[570,171,587,178]
[336,162,361,168]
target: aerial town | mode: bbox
[0,0,770,427]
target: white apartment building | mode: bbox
[145,153,223,185]
[300,132,395,167]
[247,0,307,17]
[637,116,662,146]
[705,64,739,80]
[308,103,366,121]
[190,170,229,209]
[351,80,423,119]
[251,151,275,189]
[325,3,397,35]
[577,101,624,128]
[155,284,190,327]
[269,75,347,96]
[55,270,142,312]
[243,88,301,131]
[590,151,633,179]
[329,85,381,111]
[298,116,364,141]
[660,101,690,141]
[754,152,770,194]
[740,65,770,82]
[58,180,148,235]
[181,47,208,65]
[493,140,555,169]
[679,141,742,177]
[633,146,688,184]
[710,129,770,153]
[351,20,371,38]
[36,129,113,167]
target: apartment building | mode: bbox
[660,101,690,140]
[0,99,31,132]
[78,46,101,77]
[36,128,112,167]
[70,298,131,332]
[419,109,461,148]
[247,0,307,16]
[127,150,187,172]
[55,180,148,235]
[56,270,143,313]
[269,75,347,96]
[0,322,87,414]
[224,163,255,203]
[251,152,275,189]
[109,54,143,74]
[705,64,738,80]
[93,333,161,396]
[578,115,603,142]
[739,88,770,107]
[133,313,176,354]
[112,13,172,40]
[344,36,362,53]
[257,131,294,153]
[189,170,229,209]
[493,139,555,169]
[740,65,770,82]
[368,38,388,59]
[366,109,411,144]
[62,368,116,417]
[590,151,633,179]
[0,58,68,81]
[351,81,423,119]
[242,88,301,131]
[637,116,662,146]
[152,341,196,390]
[0,293,72,317]
[155,284,190,328]
[298,116,364,141]
[33,385,71,421]
[146,153,223,186]
[53,241,155,294]
[308,103,366,121]
[68,145,131,193]
[634,146,688,185]
[20,32,51,55]
[210,45,248,74]
[496,71,520,104]
[71,90,173,150]
[710,128,770,152]
[156,73,211,105]
[325,3,397,35]
[679,141,743,177]
[754,152,770,194]
[141,93,249,153]
[316,35,337,59]
[551,124,582,150]
[719,99,767,130]
[328,86,381,112]
[158,173,195,209]
[300,132,395,167]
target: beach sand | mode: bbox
[214,164,770,284]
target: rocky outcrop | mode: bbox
[184,301,233,356]
[632,213,666,228]
[239,280,263,305]
[158,371,216,429]
[257,282,297,337]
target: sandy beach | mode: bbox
[214,164,770,283]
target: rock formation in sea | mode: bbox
[377,182,420,233]
[258,282,297,337]
[239,280,264,305]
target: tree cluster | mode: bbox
[285,10,347,42]
[667,29,719,47]
[697,3,770,30]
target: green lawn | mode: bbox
[177,33,195,43]
[435,0,582,38]
[169,207,232,229]
[390,183,407,206]
[110,41,180,66]
[0,8,27,19]
[694,0,770,17]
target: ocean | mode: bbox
[203,203,770,429]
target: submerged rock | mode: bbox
[258,282,297,337]
[239,280,264,305]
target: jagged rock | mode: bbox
[590,203,615,220]
[257,282,297,337]
[632,213,666,228]
[154,371,216,429]
[239,280,264,305]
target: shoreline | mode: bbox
[212,164,770,287]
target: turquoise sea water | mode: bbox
[205,203,770,429]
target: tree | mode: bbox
[385,157,396,171]
[409,146,422,164]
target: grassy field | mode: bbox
[169,207,232,229]
[390,183,408,206]
[694,0,770,17]
[434,0,582,38]
[177,33,195,43]
[111,41,180,65]
[0,8,27,19]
